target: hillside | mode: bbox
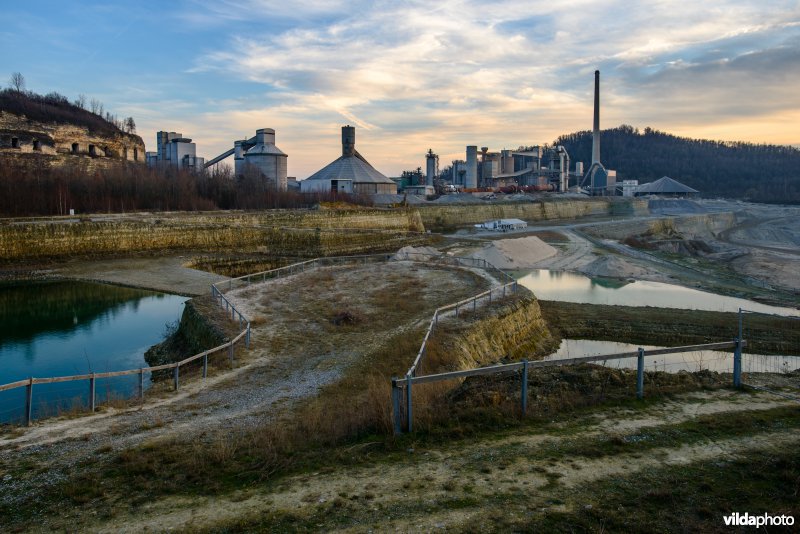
[554,125,800,203]
[0,89,130,137]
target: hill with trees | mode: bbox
[0,72,135,136]
[553,125,800,203]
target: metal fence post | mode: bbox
[174,365,180,391]
[455,303,459,318]
[25,378,33,426]
[733,338,742,388]
[229,343,235,366]
[473,296,476,312]
[521,360,528,416]
[637,348,645,399]
[246,322,251,348]
[503,284,506,298]
[89,374,96,412]
[139,369,145,402]
[392,378,402,435]
[406,374,413,433]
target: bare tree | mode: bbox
[74,93,87,109]
[9,72,25,92]
[89,98,101,114]
[125,116,136,134]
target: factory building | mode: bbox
[451,159,467,186]
[203,128,288,191]
[300,126,397,195]
[634,176,698,197]
[465,146,478,189]
[146,131,205,171]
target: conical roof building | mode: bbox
[635,176,698,196]
[300,126,397,195]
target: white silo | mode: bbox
[243,128,288,191]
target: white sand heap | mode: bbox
[469,236,557,269]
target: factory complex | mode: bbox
[140,71,693,199]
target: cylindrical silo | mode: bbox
[426,149,437,186]
[466,146,478,189]
[342,125,356,157]
[243,128,288,191]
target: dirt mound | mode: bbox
[579,255,650,278]
[469,236,556,269]
[392,245,442,260]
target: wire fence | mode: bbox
[740,308,800,394]
[392,341,745,434]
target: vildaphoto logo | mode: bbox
[723,512,795,528]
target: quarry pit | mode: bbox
[1,197,799,532]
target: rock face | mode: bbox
[0,110,146,168]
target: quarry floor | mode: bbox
[447,199,800,307]
[1,199,799,531]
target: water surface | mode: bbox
[0,281,187,423]
[518,270,800,316]
[546,339,800,374]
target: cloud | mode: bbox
[138,0,800,176]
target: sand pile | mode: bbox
[469,236,557,269]
[579,255,650,279]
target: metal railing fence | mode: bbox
[1,250,512,426]
[392,340,748,434]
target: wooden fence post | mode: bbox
[203,354,208,378]
[229,343,235,367]
[174,365,180,391]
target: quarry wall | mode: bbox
[417,198,646,230]
[583,212,737,241]
[426,294,557,375]
[0,209,427,261]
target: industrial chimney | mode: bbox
[342,125,356,157]
[591,70,600,165]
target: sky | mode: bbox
[2,0,799,178]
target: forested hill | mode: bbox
[553,125,800,203]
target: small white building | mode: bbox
[475,218,528,231]
[622,179,639,197]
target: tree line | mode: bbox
[0,159,370,216]
[553,125,800,203]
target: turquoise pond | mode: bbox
[0,281,187,424]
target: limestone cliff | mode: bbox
[0,110,145,170]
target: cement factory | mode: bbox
[143,71,693,199]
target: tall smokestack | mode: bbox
[591,70,600,165]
